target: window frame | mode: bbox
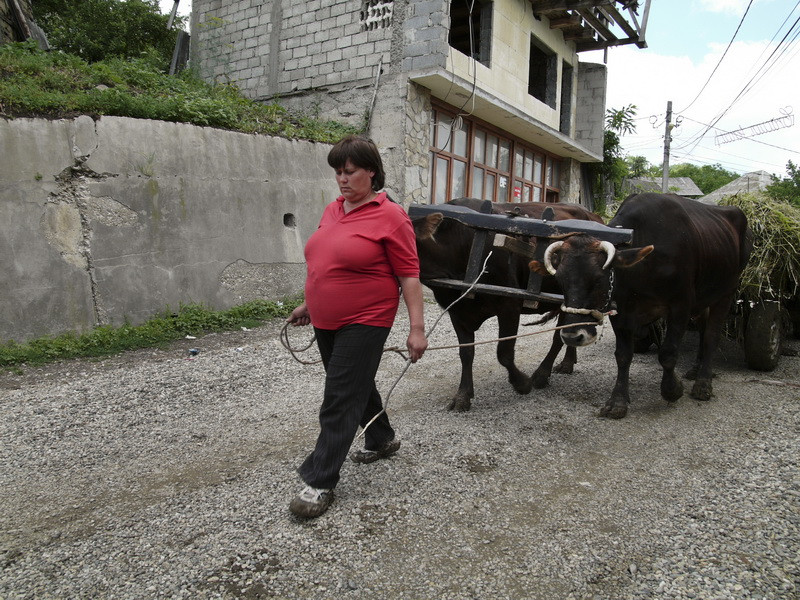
[429,101,562,205]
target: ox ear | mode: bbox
[415,213,444,241]
[528,260,551,276]
[612,245,654,268]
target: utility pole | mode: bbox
[661,100,672,193]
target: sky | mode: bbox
[580,0,800,176]
[159,0,797,177]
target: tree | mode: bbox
[605,104,637,136]
[766,160,800,208]
[668,163,739,195]
[32,0,181,68]
[590,104,638,215]
[625,155,653,178]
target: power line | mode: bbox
[676,0,754,114]
[675,5,800,153]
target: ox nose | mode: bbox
[560,327,598,347]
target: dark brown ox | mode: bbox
[412,197,605,411]
[530,193,751,419]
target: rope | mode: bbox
[278,250,616,438]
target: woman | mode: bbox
[286,135,428,518]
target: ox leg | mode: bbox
[497,309,533,395]
[602,321,634,419]
[531,319,575,388]
[555,346,578,374]
[684,311,708,380]
[689,297,731,401]
[448,315,476,412]
[658,314,688,403]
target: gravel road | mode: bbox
[1,294,798,600]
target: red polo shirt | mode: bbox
[304,192,420,330]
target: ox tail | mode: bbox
[522,308,560,327]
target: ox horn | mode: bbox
[543,241,564,275]
[600,241,616,270]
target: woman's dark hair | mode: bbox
[327,134,386,191]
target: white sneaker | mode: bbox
[289,485,334,518]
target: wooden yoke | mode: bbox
[408,202,634,307]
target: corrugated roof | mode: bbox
[627,177,704,197]
[699,171,774,205]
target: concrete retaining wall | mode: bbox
[0,116,338,343]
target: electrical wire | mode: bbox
[676,0,754,114]
[676,10,800,153]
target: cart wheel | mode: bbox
[744,302,783,371]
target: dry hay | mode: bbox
[719,192,800,302]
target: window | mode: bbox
[361,0,393,31]
[429,111,469,204]
[528,36,557,108]
[448,0,492,67]
[429,104,561,204]
[560,61,573,135]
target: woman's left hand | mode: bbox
[406,329,428,363]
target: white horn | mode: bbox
[543,241,564,275]
[600,241,616,270]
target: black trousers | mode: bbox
[298,323,395,489]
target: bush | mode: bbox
[0,42,359,142]
[0,298,303,367]
[32,0,180,69]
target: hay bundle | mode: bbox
[719,192,800,302]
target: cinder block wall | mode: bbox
[0,116,338,343]
[575,62,607,158]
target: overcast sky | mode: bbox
[160,0,798,177]
[581,0,800,176]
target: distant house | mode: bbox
[190,0,651,208]
[699,171,773,205]
[626,177,704,198]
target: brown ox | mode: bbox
[412,198,605,411]
[530,193,751,418]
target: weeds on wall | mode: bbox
[0,297,303,368]
[0,41,359,142]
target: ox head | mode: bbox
[411,212,473,281]
[529,234,654,347]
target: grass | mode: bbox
[719,192,800,302]
[0,297,302,369]
[0,41,360,142]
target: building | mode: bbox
[699,170,773,205]
[189,0,650,208]
[626,177,704,198]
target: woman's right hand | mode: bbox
[286,303,311,326]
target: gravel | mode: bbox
[1,293,798,600]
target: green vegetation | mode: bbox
[719,192,800,302]
[0,41,359,142]
[32,0,179,68]
[668,162,739,195]
[0,297,302,368]
[590,104,638,216]
[766,160,800,209]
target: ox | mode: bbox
[530,193,751,418]
[412,197,605,411]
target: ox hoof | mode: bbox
[661,378,684,403]
[599,403,628,419]
[690,380,713,401]
[553,361,575,375]
[447,397,472,412]
[512,377,534,395]
[683,366,699,380]
[531,372,550,389]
